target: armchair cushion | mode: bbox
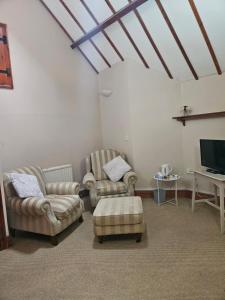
[103,156,131,182]
[90,149,122,180]
[96,180,127,196]
[45,182,80,195]
[9,173,44,198]
[46,195,83,221]
[4,166,46,199]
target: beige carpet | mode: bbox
[0,198,225,300]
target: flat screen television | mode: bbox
[200,139,225,174]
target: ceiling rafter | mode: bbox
[59,0,111,68]
[188,0,222,75]
[70,0,149,68]
[39,0,99,74]
[105,0,149,68]
[80,0,124,62]
[128,0,173,79]
[155,0,199,80]
[71,0,148,48]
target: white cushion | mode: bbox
[9,173,44,198]
[103,156,131,182]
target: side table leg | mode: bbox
[157,180,160,206]
[219,185,224,234]
[175,180,178,207]
[192,174,196,212]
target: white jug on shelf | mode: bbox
[161,164,172,177]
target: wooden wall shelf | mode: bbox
[172,111,225,126]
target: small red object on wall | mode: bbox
[0,23,13,89]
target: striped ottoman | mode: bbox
[93,196,145,243]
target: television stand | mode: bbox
[206,168,225,175]
[192,170,225,234]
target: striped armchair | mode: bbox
[3,166,84,245]
[83,149,137,207]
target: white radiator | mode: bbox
[42,164,73,183]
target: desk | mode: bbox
[192,170,225,234]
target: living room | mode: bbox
[0,0,225,299]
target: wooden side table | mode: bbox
[153,175,180,206]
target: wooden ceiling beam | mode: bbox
[188,0,222,75]
[71,0,148,49]
[155,0,199,80]
[105,0,149,68]
[59,0,111,68]
[80,0,124,62]
[39,0,99,74]
[128,0,173,79]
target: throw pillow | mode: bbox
[9,173,44,198]
[103,156,131,182]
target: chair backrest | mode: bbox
[90,149,127,181]
[4,166,46,199]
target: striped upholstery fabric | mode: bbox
[100,193,129,199]
[45,182,80,195]
[93,196,145,236]
[46,195,83,221]
[84,150,136,208]
[94,197,143,226]
[8,201,84,237]
[90,150,126,181]
[9,196,51,216]
[8,195,83,221]
[96,180,127,196]
[3,165,84,238]
[94,223,145,236]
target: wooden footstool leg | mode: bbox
[136,233,142,243]
[50,235,59,246]
[78,215,84,223]
[98,236,104,244]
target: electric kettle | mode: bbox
[161,164,172,177]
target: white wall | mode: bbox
[181,73,225,191]
[99,60,183,189]
[99,62,133,162]
[0,0,102,181]
[127,61,183,189]
[99,59,225,192]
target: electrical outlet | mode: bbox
[186,168,194,174]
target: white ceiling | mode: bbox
[42,0,225,81]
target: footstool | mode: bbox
[93,196,145,243]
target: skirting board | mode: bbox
[81,189,214,200]
[135,189,214,200]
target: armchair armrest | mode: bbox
[45,182,80,195]
[10,196,52,217]
[83,172,96,190]
[123,171,138,186]
[9,196,59,225]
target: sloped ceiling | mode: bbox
[41,0,225,81]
